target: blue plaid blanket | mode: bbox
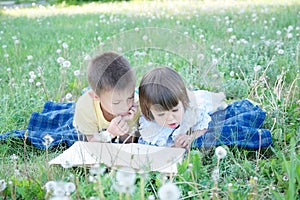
[0,101,83,149]
[192,99,272,149]
[0,99,272,149]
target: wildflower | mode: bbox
[36,82,41,87]
[229,71,235,77]
[2,45,7,49]
[113,167,136,194]
[215,146,227,159]
[65,93,72,100]
[57,57,65,64]
[0,179,7,192]
[27,55,33,60]
[84,55,91,61]
[62,42,68,49]
[28,78,34,83]
[4,53,9,58]
[10,154,18,161]
[276,30,281,35]
[89,164,106,176]
[254,65,261,72]
[43,134,54,147]
[62,60,71,68]
[278,49,284,55]
[7,68,11,72]
[286,33,293,39]
[56,49,62,54]
[158,182,181,200]
[143,35,148,41]
[14,40,20,45]
[227,28,233,32]
[74,70,80,76]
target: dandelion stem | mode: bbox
[23,130,30,180]
[140,176,145,200]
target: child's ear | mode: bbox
[88,90,100,101]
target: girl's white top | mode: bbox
[138,90,227,147]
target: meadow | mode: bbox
[0,0,299,199]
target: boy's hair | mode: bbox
[139,67,189,121]
[87,51,135,97]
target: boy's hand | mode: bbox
[122,104,138,121]
[107,116,129,137]
[174,134,191,148]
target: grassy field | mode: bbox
[0,0,299,199]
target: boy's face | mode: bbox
[150,101,185,129]
[99,87,135,117]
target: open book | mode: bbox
[49,142,186,173]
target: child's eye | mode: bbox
[158,113,165,117]
[112,101,120,105]
[172,109,179,112]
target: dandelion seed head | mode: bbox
[57,57,65,64]
[27,55,33,60]
[147,195,155,200]
[158,182,181,200]
[62,42,68,49]
[62,60,71,68]
[89,164,106,176]
[43,134,54,147]
[116,167,136,186]
[65,93,72,100]
[215,146,227,159]
[230,71,235,77]
[56,49,62,54]
[10,154,18,161]
[278,49,284,55]
[254,65,262,72]
[74,70,80,76]
[0,179,7,192]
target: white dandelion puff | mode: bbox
[158,182,181,200]
[27,55,33,60]
[229,71,235,77]
[278,49,284,55]
[62,60,71,68]
[36,82,41,87]
[65,93,72,100]
[43,134,54,147]
[254,65,262,72]
[0,179,7,192]
[57,57,65,64]
[215,146,227,159]
[73,70,80,76]
[62,42,68,49]
[116,167,136,186]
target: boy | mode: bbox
[73,51,140,143]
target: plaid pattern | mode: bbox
[192,99,272,149]
[1,99,272,149]
[0,101,84,149]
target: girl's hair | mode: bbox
[87,51,135,97]
[139,67,189,121]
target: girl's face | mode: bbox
[150,101,185,129]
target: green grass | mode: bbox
[0,0,299,199]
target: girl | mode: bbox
[138,67,272,149]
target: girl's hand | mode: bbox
[174,134,192,148]
[107,116,129,137]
